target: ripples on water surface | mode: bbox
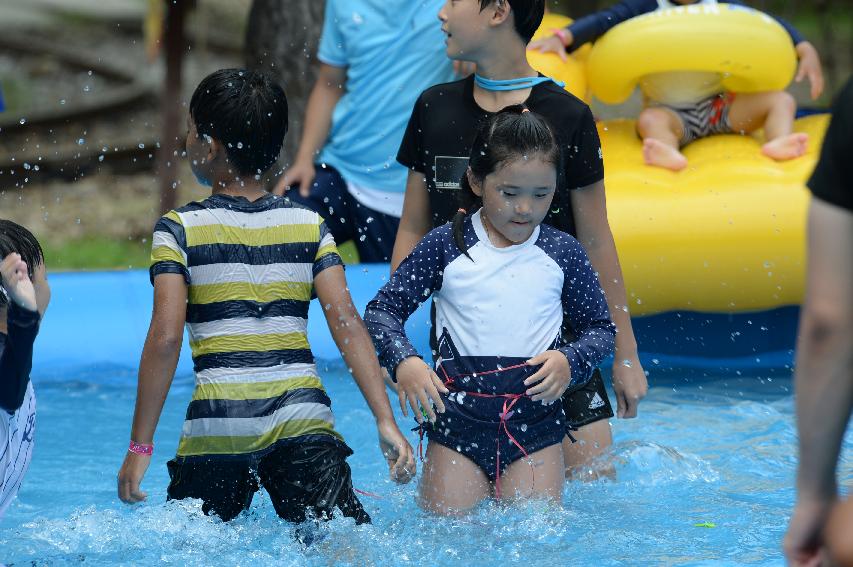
[1,364,850,566]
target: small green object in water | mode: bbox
[420,407,434,428]
[694,522,716,528]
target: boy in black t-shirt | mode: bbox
[391,0,647,478]
[784,77,853,567]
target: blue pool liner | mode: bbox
[32,268,798,378]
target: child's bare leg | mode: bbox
[728,91,808,160]
[636,107,688,171]
[500,444,564,502]
[418,441,490,516]
[562,419,615,480]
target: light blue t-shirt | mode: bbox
[317,0,454,203]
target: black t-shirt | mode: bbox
[809,76,853,213]
[397,75,605,237]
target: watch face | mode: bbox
[434,156,469,191]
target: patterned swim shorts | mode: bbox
[655,92,737,146]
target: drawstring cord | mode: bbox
[414,361,535,499]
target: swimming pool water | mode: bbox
[1,363,850,566]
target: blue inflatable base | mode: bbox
[32,268,798,379]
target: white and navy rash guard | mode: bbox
[0,302,39,520]
[366,211,616,384]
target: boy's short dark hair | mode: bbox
[0,220,44,307]
[189,68,288,177]
[480,0,545,43]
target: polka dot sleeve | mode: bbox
[553,235,616,386]
[364,226,449,380]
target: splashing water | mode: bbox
[1,365,850,566]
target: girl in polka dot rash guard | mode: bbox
[364,107,615,515]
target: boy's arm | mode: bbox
[117,273,187,503]
[314,265,416,483]
[571,180,648,417]
[392,94,432,273]
[274,63,347,196]
[785,198,853,563]
[390,170,432,272]
[567,0,656,51]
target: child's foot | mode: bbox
[762,133,809,161]
[643,138,688,171]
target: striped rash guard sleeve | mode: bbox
[150,210,190,284]
[555,240,616,385]
[312,219,343,278]
[364,227,448,379]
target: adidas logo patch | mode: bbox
[588,392,606,410]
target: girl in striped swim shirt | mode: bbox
[365,107,616,515]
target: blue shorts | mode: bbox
[285,164,400,263]
[424,332,565,482]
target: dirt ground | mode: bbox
[0,0,246,266]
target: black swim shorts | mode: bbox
[562,368,614,430]
[166,440,370,524]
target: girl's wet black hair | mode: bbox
[453,105,560,258]
[0,220,44,307]
[189,68,288,177]
[478,0,545,43]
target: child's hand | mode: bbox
[527,32,571,61]
[524,350,571,402]
[611,353,648,418]
[376,418,416,484]
[382,367,398,393]
[274,158,316,198]
[0,253,37,312]
[395,357,449,423]
[117,451,151,504]
[795,41,824,100]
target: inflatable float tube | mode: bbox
[527,13,591,103]
[587,4,798,104]
[599,113,828,316]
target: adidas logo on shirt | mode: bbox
[588,392,606,410]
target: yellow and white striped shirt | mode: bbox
[150,193,344,461]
